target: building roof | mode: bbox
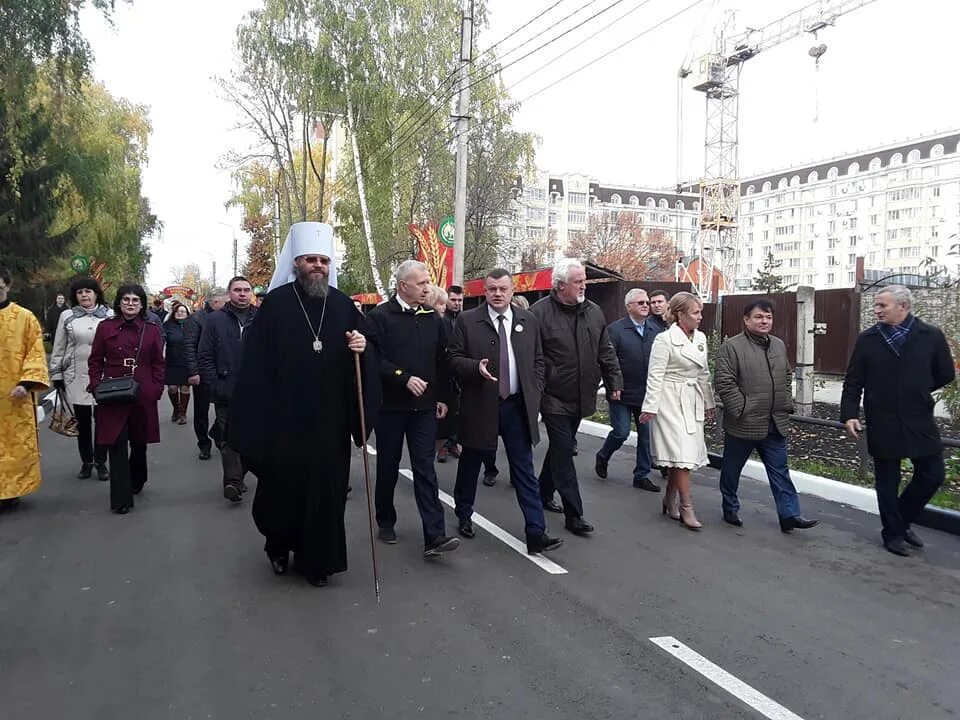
[740,129,960,195]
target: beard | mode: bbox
[297,268,329,298]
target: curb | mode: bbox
[577,419,960,536]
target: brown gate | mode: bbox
[813,288,860,375]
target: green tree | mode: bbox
[753,252,789,293]
[242,213,276,290]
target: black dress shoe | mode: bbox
[423,536,460,558]
[884,539,910,557]
[723,511,743,527]
[543,499,563,514]
[904,528,924,548]
[378,527,397,544]
[269,554,289,575]
[95,463,109,482]
[779,515,818,533]
[305,572,328,587]
[131,483,145,495]
[113,505,132,515]
[595,455,608,479]
[527,534,563,554]
[564,517,595,536]
[223,483,242,503]
[77,463,93,479]
[482,472,497,487]
[634,477,660,492]
[198,448,212,460]
[458,519,475,539]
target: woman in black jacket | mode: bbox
[163,302,192,424]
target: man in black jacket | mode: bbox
[448,269,562,554]
[367,260,459,558]
[531,258,622,536]
[44,293,67,340]
[646,289,669,334]
[198,277,257,502]
[594,288,662,491]
[184,286,226,460]
[841,285,955,557]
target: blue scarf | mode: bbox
[877,313,915,357]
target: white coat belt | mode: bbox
[664,375,704,434]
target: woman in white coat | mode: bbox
[50,276,113,480]
[640,292,715,529]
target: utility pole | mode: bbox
[218,222,238,277]
[452,0,473,285]
[794,285,815,416]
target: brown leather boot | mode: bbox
[678,492,702,530]
[177,391,190,425]
[168,389,179,422]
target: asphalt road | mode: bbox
[2,416,959,720]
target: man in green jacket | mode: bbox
[714,299,817,533]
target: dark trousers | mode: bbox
[873,453,945,542]
[454,395,546,541]
[108,424,147,510]
[719,426,801,519]
[214,402,246,487]
[539,413,584,520]
[193,383,215,451]
[375,409,446,545]
[74,404,107,466]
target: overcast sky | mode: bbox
[81,0,960,288]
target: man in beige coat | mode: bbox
[714,299,817,533]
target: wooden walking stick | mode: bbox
[354,351,382,603]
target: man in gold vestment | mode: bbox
[0,266,50,509]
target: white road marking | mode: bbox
[649,636,805,720]
[397,469,568,575]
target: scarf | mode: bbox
[877,313,915,357]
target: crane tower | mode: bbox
[679,0,878,300]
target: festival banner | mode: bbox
[463,269,554,297]
[410,220,454,288]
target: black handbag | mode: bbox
[93,322,148,405]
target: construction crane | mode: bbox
[678,0,878,300]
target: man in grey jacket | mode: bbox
[531,258,622,536]
[714,299,817,532]
[184,287,227,460]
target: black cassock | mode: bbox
[231,283,380,577]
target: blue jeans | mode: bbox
[596,401,651,483]
[453,395,545,541]
[719,425,801,519]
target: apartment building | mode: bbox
[500,169,700,271]
[735,130,960,289]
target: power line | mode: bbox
[520,0,711,104]
[484,0,571,55]
[369,0,635,171]
[506,0,659,91]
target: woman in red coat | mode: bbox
[88,284,165,514]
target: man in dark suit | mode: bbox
[594,288,662,491]
[448,269,562,555]
[841,284,955,557]
[367,260,459,559]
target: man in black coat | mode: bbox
[841,285,955,556]
[594,288,662,491]
[198,277,257,503]
[448,269,562,554]
[366,260,459,558]
[184,286,227,460]
[44,293,67,340]
[531,258,622,536]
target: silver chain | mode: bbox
[292,285,327,349]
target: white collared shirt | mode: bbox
[487,305,520,395]
[396,295,414,312]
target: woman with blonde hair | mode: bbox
[640,292,716,529]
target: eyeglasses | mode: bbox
[627,300,649,306]
[121,297,142,305]
[301,255,330,265]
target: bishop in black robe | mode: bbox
[230,281,381,584]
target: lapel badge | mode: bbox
[698,344,704,352]
[514,324,523,333]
